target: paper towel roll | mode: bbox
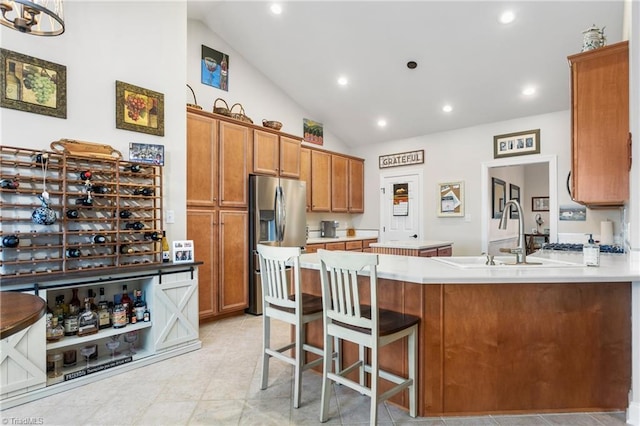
[600,220,613,245]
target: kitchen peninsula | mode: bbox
[299,251,637,417]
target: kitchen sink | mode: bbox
[430,256,585,269]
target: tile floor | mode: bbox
[1,314,629,425]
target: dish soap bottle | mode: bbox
[583,233,600,267]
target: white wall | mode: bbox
[0,1,187,243]
[352,110,624,255]
[187,19,350,155]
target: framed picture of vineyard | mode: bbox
[0,48,67,118]
[115,80,164,136]
[303,118,323,146]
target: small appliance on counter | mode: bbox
[320,220,339,238]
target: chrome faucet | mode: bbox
[498,199,526,264]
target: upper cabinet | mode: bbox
[348,157,364,213]
[568,41,630,207]
[300,147,312,211]
[310,149,332,212]
[252,130,301,178]
[187,112,249,208]
[331,154,349,212]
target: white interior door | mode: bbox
[379,170,423,242]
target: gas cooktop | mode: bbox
[542,243,625,254]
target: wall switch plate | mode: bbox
[165,210,175,224]
[465,214,472,223]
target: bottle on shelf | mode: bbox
[119,245,134,255]
[120,285,132,323]
[63,312,79,336]
[133,290,146,323]
[144,231,162,241]
[87,289,98,312]
[53,295,65,323]
[79,170,92,181]
[66,209,80,219]
[77,297,99,337]
[125,221,145,231]
[66,248,82,258]
[97,287,111,329]
[133,187,154,196]
[112,304,127,329]
[6,61,22,100]
[162,231,170,263]
[125,164,142,173]
[69,288,81,315]
[119,209,133,219]
[0,178,19,189]
[89,184,109,195]
[93,234,107,244]
[46,314,64,342]
[75,196,93,206]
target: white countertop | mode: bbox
[299,250,640,284]
[369,240,453,250]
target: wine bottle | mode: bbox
[125,221,145,230]
[133,187,154,196]
[80,170,92,181]
[90,184,109,195]
[6,61,22,101]
[119,209,133,219]
[161,231,170,263]
[93,234,107,244]
[66,209,80,219]
[119,245,134,254]
[126,164,142,173]
[66,248,81,258]
[0,178,19,189]
[144,231,161,241]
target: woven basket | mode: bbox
[186,84,202,110]
[213,98,231,116]
[230,103,253,124]
[262,120,283,131]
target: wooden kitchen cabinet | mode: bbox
[331,154,349,212]
[568,41,630,206]
[252,130,301,178]
[348,158,364,213]
[300,147,312,211]
[345,240,363,251]
[310,150,332,212]
[324,241,346,251]
[187,112,249,208]
[187,208,248,320]
[362,238,378,253]
[304,243,325,254]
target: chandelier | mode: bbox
[0,0,64,36]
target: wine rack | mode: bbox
[0,145,163,277]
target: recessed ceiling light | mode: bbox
[442,105,453,113]
[407,61,418,69]
[377,119,387,128]
[499,11,515,24]
[522,86,536,96]
[270,4,282,15]
[337,76,348,86]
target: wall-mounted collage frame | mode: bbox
[437,181,464,217]
[494,129,540,158]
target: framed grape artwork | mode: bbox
[0,48,67,119]
[115,81,164,136]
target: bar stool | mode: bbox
[317,249,419,424]
[256,243,325,409]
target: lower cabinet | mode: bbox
[187,208,248,320]
[1,265,201,408]
[305,238,379,254]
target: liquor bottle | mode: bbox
[53,295,65,323]
[125,221,145,231]
[87,289,98,312]
[119,209,133,219]
[6,61,22,101]
[112,304,127,328]
[69,288,81,315]
[46,314,64,341]
[162,231,170,263]
[120,285,132,323]
[77,297,99,336]
[97,287,111,329]
[133,290,146,323]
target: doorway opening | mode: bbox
[481,155,558,253]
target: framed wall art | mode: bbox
[303,118,324,145]
[437,181,464,217]
[115,81,164,136]
[509,184,520,219]
[0,48,67,118]
[493,129,540,158]
[201,45,229,91]
[172,240,194,263]
[129,142,165,166]
[532,196,549,212]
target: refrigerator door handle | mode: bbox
[275,186,286,242]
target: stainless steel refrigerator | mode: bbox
[248,175,307,314]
